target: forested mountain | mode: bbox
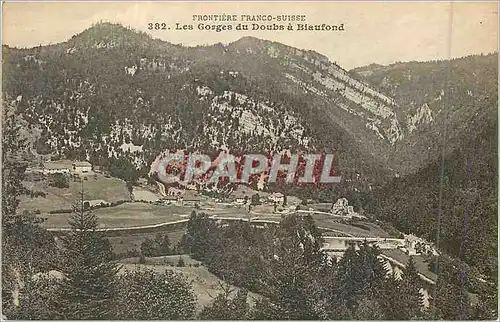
[352,54,497,173]
[0,23,418,193]
[352,55,498,281]
[371,110,497,278]
[4,23,496,187]
[2,22,497,259]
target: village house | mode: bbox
[72,161,92,173]
[160,195,179,205]
[181,196,201,207]
[230,193,248,205]
[404,234,439,256]
[269,192,284,204]
[41,160,73,174]
[39,160,93,175]
[167,187,184,196]
[229,185,255,204]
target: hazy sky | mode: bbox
[2,1,498,69]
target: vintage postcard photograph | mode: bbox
[1,1,498,320]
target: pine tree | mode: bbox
[155,232,170,255]
[471,279,498,320]
[177,256,185,267]
[140,237,156,257]
[15,274,63,320]
[398,256,424,319]
[430,260,472,320]
[56,185,120,319]
[379,272,402,319]
[249,298,285,320]
[116,269,196,319]
[335,241,387,310]
[2,102,56,317]
[266,214,327,319]
[354,295,386,320]
[199,284,249,320]
[180,211,217,261]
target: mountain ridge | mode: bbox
[2,23,497,195]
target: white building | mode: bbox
[404,234,438,256]
[160,196,179,205]
[42,161,72,174]
[235,197,246,204]
[331,198,349,215]
[72,161,92,173]
[182,196,201,207]
[40,160,93,175]
[270,192,284,204]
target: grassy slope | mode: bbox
[118,255,264,312]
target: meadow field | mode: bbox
[20,174,130,213]
[41,202,191,228]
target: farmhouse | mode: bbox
[269,192,284,204]
[182,196,201,207]
[42,160,73,174]
[40,160,93,175]
[230,189,249,204]
[84,199,111,208]
[72,161,92,173]
[167,187,184,196]
[404,234,438,256]
[160,196,179,205]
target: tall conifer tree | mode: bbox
[56,184,119,319]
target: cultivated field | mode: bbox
[42,202,191,228]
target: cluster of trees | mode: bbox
[10,204,198,320]
[139,233,172,257]
[371,109,497,316]
[179,211,485,320]
[1,107,196,320]
[48,173,69,189]
[1,138,494,321]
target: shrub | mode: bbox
[49,209,73,214]
[177,256,185,267]
[115,269,196,319]
[48,173,69,188]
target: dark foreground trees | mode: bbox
[55,193,119,319]
[199,285,250,320]
[14,194,197,320]
[182,211,485,320]
[116,269,196,320]
[2,102,57,318]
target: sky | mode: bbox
[2,1,498,69]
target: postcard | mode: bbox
[1,2,498,320]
